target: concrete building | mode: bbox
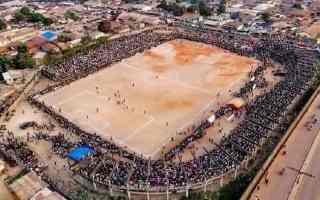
[0,28,39,48]
[2,72,14,85]
[33,51,47,65]
[8,171,66,200]
[8,171,45,200]
[30,188,66,200]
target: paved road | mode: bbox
[288,129,320,200]
[249,93,320,200]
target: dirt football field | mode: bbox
[38,39,258,159]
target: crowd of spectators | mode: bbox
[42,29,176,82]
[0,131,39,170]
[8,26,319,192]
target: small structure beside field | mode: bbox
[8,171,66,200]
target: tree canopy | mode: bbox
[158,1,184,16]
[0,18,7,31]
[81,35,93,45]
[12,43,35,69]
[261,12,272,23]
[198,1,211,16]
[14,7,53,26]
[292,3,303,9]
[57,32,73,43]
[217,0,226,15]
[0,56,10,75]
[172,4,184,16]
[98,20,111,33]
[190,0,198,5]
[64,10,80,21]
[0,43,35,80]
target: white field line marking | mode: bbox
[123,61,237,133]
[75,109,111,130]
[287,130,320,200]
[177,73,247,132]
[67,60,239,137]
[177,97,218,132]
[123,116,155,141]
[48,55,253,156]
[57,106,110,136]
[150,133,176,158]
[75,110,128,147]
[54,90,112,133]
[126,59,212,133]
[54,89,158,154]
[59,109,73,120]
[41,79,146,157]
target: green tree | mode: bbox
[12,43,35,69]
[293,3,303,9]
[17,43,27,54]
[158,1,184,16]
[217,0,226,15]
[0,56,10,73]
[312,60,320,89]
[199,1,211,16]
[0,19,7,31]
[171,3,184,16]
[70,190,90,200]
[261,12,271,23]
[13,54,34,69]
[57,33,73,43]
[29,12,43,23]
[79,0,90,3]
[64,10,80,21]
[20,6,31,16]
[190,0,198,5]
[42,17,53,26]
[98,20,111,33]
[158,0,168,9]
[14,6,52,26]
[81,35,92,45]
[14,11,25,22]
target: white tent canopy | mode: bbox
[207,114,216,124]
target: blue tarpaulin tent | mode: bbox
[67,145,95,161]
[41,31,57,42]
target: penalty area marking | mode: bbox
[123,115,155,142]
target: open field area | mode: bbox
[37,39,258,159]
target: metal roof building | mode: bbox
[41,31,57,42]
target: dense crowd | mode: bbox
[0,131,39,170]
[0,92,20,120]
[42,29,176,81]
[23,26,320,192]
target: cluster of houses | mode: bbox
[0,0,163,62]
[0,28,59,63]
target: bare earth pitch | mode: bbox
[37,39,258,159]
